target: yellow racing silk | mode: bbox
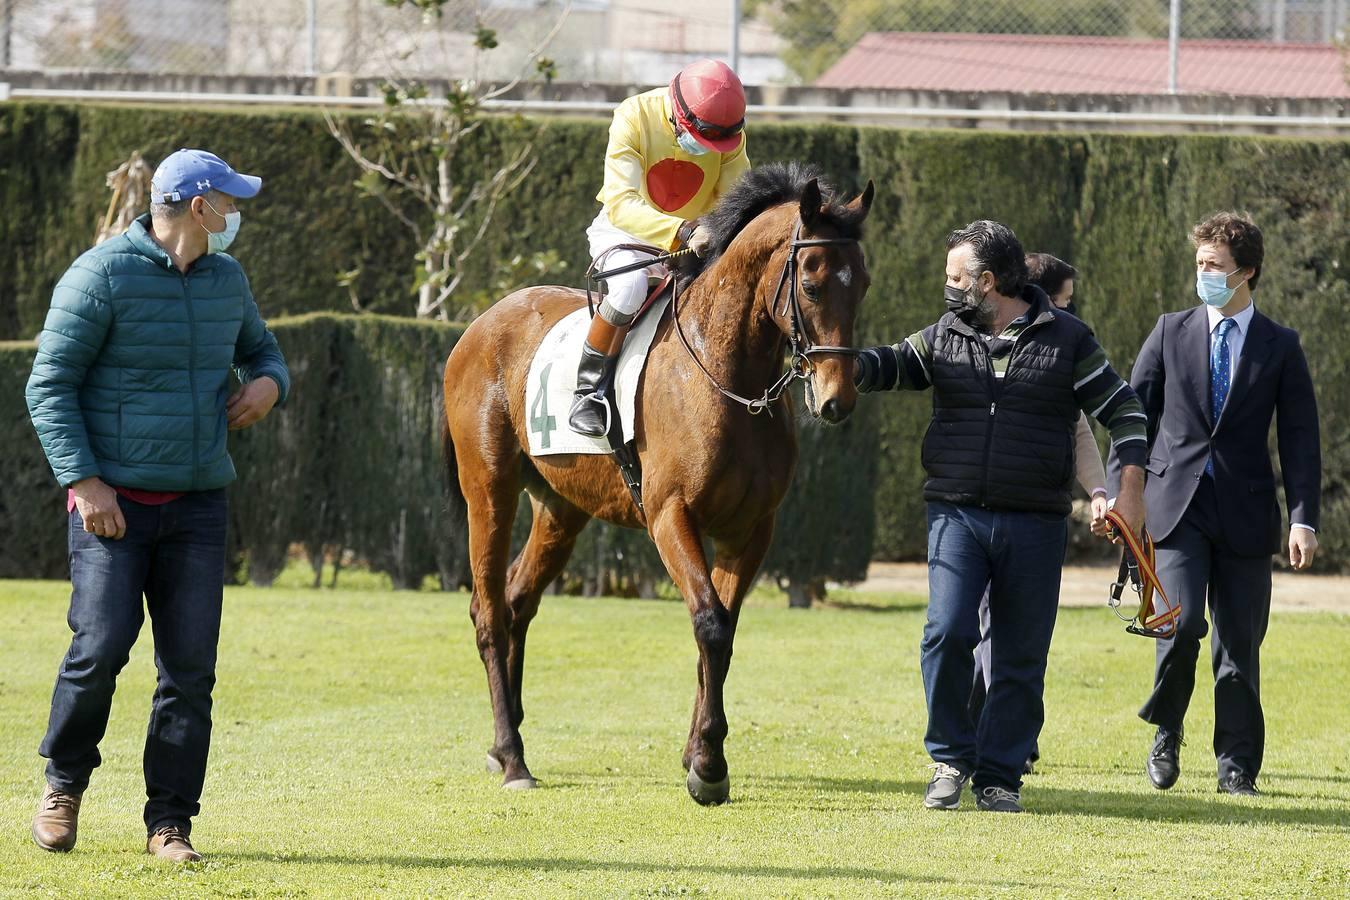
[595,87,750,250]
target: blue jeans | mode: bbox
[923,502,1067,791]
[40,490,227,835]
[969,585,1042,766]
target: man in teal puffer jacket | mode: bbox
[24,148,290,863]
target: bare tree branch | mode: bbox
[325,1,568,319]
[482,1,574,102]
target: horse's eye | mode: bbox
[801,279,821,301]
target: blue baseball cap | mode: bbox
[150,148,262,204]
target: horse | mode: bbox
[442,162,874,804]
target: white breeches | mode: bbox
[586,210,667,320]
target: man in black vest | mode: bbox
[1108,212,1320,797]
[855,220,1148,813]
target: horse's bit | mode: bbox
[671,220,861,416]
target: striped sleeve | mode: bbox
[1073,332,1147,468]
[855,325,936,393]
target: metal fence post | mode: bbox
[1,0,12,70]
[1167,0,1180,94]
[730,0,740,73]
[308,0,319,76]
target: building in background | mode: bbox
[817,33,1350,98]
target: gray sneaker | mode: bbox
[975,785,1023,813]
[923,762,970,809]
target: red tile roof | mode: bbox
[816,32,1350,98]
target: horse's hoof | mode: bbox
[686,768,730,806]
[503,776,538,790]
[485,752,504,774]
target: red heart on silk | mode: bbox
[646,158,706,212]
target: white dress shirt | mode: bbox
[1205,299,1255,367]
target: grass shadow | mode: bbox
[819,595,927,614]
[745,772,1348,830]
[744,773,928,795]
[211,851,1063,891]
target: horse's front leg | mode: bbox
[680,517,776,784]
[652,505,772,805]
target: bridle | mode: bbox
[672,219,861,416]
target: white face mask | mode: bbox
[1196,267,1239,308]
[676,127,711,157]
[201,198,241,254]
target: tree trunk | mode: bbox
[787,576,827,609]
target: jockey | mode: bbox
[569,58,750,437]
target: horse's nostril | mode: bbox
[821,398,840,421]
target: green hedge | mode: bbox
[3,103,1347,569]
[0,339,67,579]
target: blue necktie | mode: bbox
[1206,317,1237,475]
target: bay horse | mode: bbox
[442,163,874,804]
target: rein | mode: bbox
[671,220,860,416]
[1105,509,1182,639]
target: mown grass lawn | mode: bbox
[1,578,1347,898]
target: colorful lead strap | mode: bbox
[1105,509,1181,639]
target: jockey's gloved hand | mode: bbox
[689,225,714,257]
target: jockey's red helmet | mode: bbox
[670,59,746,154]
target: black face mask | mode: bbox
[943,284,970,315]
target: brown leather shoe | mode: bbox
[32,783,82,852]
[147,825,203,862]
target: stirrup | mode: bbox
[568,392,612,438]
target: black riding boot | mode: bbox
[569,342,619,437]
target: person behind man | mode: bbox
[569,58,749,436]
[966,252,1109,774]
[25,149,290,861]
[854,221,1148,813]
[1108,212,1320,797]
[1026,252,1080,317]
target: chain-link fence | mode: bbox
[0,0,786,85]
[1,0,1347,95]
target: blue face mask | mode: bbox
[1196,268,1240,308]
[202,198,241,254]
[676,128,711,157]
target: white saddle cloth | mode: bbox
[524,296,670,456]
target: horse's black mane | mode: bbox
[674,161,865,291]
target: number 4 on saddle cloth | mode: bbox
[1105,508,1182,639]
[524,278,674,515]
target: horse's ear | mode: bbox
[848,180,875,220]
[799,178,823,227]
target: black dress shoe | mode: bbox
[1146,728,1183,790]
[1217,772,1260,796]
